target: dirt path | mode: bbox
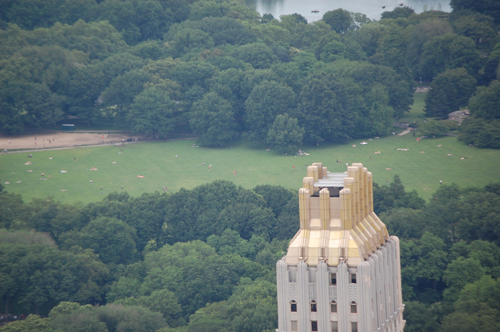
[0,131,139,151]
[398,129,411,136]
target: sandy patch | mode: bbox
[0,132,139,150]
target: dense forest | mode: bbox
[2,0,500,331]
[0,0,499,150]
[2,177,500,332]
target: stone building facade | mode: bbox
[276,163,405,332]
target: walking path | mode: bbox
[398,129,411,136]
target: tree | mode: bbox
[170,28,214,58]
[101,69,152,118]
[416,232,449,292]
[406,18,452,80]
[418,119,449,136]
[185,278,277,332]
[424,68,476,119]
[189,92,238,146]
[196,17,257,46]
[234,43,277,69]
[0,314,53,332]
[469,80,500,120]
[0,237,109,315]
[128,87,180,138]
[244,80,297,142]
[139,241,265,319]
[266,114,304,154]
[373,174,425,214]
[113,289,182,327]
[458,118,500,149]
[451,13,497,51]
[450,0,500,24]
[60,217,138,265]
[49,302,168,332]
[322,9,355,35]
[403,301,439,332]
[295,75,352,143]
[381,6,415,20]
[443,257,484,302]
[420,34,481,80]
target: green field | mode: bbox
[2,132,500,204]
[2,92,500,204]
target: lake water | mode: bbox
[245,0,452,22]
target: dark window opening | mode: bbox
[352,322,358,332]
[330,273,337,285]
[350,273,357,283]
[331,302,337,313]
[351,303,357,313]
[332,321,338,332]
[311,301,317,312]
[291,302,297,312]
[312,321,318,332]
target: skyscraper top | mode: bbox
[286,162,390,267]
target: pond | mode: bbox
[245,0,452,22]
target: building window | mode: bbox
[312,321,318,331]
[331,302,337,313]
[350,273,357,283]
[291,321,298,331]
[332,321,338,332]
[291,301,297,312]
[351,302,357,313]
[351,322,358,332]
[311,301,317,312]
[330,273,337,285]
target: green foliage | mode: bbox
[418,119,449,136]
[48,301,167,332]
[450,0,500,24]
[171,28,214,58]
[381,6,415,20]
[322,9,356,35]
[185,278,277,332]
[458,118,500,148]
[469,80,500,120]
[0,231,109,314]
[266,113,304,154]
[420,33,481,80]
[424,68,477,119]
[190,92,238,146]
[406,18,453,80]
[0,314,53,332]
[2,2,500,330]
[135,240,265,319]
[373,174,425,214]
[60,217,138,265]
[234,43,277,69]
[244,80,297,142]
[128,87,180,138]
[443,257,484,302]
[403,301,439,332]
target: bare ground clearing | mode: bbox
[0,132,140,151]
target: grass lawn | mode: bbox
[403,92,426,123]
[1,133,499,204]
[2,92,499,204]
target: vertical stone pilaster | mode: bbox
[297,261,310,332]
[277,259,289,332]
[317,261,330,332]
[337,262,349,332]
